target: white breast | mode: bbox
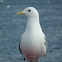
[20,31,46,60]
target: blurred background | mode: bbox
[0,0,62,62]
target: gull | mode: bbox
[16,7,48,62]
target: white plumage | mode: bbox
[17,7,48,62]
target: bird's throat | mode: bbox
[25,18,40,32]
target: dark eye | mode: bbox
[28,10,31,12]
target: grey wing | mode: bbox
[19,39,23,54]
[44,39,48,51]
[44,36,48,51]
[43,36,48,56]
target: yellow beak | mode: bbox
[16,11,25,15]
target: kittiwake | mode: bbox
[16,7,48,62]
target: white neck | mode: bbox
[25,17,41,32]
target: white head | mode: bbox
[17,7,39,19]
